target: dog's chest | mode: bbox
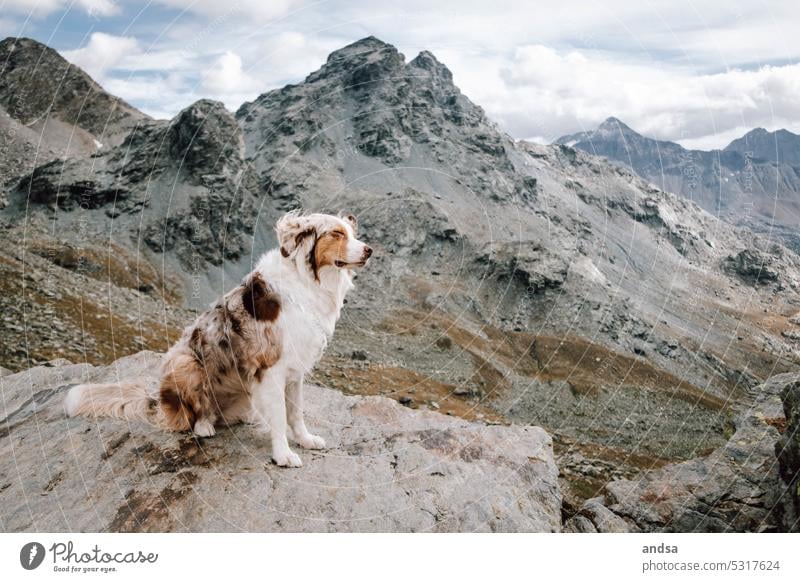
[280,295,336,371]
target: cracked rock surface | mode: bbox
[0,352,561,532]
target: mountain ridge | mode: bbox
[555,117,800,251]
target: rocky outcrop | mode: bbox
[167,99,248,178]
[0,36,145,186]
[0,352,561,532]
[724,248,780,285]
[563,496,631,533]
[566,373,800,532]
[9,98,261,267]
[776,380,800,531]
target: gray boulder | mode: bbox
[0,351,561,532]
[724,248,780,285]
[572,373,799,532]
[563,496,631,533]
[776,379,800,531]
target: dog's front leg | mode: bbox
[286,372,326,450]
[253,366,302,468]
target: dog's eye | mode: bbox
[330,231,344,239]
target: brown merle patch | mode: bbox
[242,273,281,322]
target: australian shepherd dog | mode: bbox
[65,211,372,467]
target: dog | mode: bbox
[64,211,372,467]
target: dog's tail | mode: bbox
[64,380,157,425]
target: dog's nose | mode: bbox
[363,246,373,258]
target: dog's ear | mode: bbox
[341,212,358,235]
[276,211,316,258]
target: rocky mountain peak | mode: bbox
[555,116,642,148]
[0,35,145,142]
[724,127,766,149]
[595,116,638,137]
[725,126,800,165]
[306,36,405,85]
[168,99,244,175]
[239,36,500,173]
[409,50,453,82]
[0,36,65,73]
[326,35,397,60]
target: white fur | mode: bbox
[193,418,216,437]
[252,214,367,466]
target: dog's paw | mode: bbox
[297,433,326,450]
[193,418,216,437]
[272,450,303,468]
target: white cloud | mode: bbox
[62,32,139,79]
[153,0,295,21]
[439,44,800,149]
[201,51,257,92]
[104,72,189,103]
[104,73,198,119]
[116,49,193,73]
[3,0,118,17]
[199,51,260,110]
[76,0,118,17]
[254,32,341,83]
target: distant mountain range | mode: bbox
[556,118,800,251]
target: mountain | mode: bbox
[1,36,800,524]
[0,37,148,197]
[726,127,800,166]
[556,118,800,251]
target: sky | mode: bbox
[2,0,800,150]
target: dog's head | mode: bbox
[276,211,372,279]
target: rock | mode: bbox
[776,379,800,531]
[782,329,800,342]
[725,249,779,285]
[350,349,369,361]
[564,497,631,533]
[9,97,261,271]
[583,373,798,532]
[0,352,561,532]
[453,386,480,397]
[434,336,453,350]
[167,99,245,175]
